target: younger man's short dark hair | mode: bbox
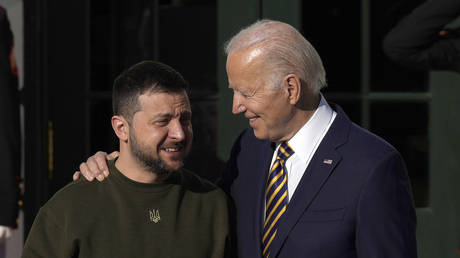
[112,60,189,122]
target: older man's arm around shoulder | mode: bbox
[73,151,119,182]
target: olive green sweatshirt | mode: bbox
[22,160,234,258]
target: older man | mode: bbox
[77,20,417,258]
[23,61,233,258]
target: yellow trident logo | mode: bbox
[149,209,161,223]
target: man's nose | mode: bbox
[232,94,246,114]
[168,120,186,141]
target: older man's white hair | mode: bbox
[224,19,327,93]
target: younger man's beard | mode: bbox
[129,130,184,176]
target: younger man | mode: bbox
[22,61,233,258]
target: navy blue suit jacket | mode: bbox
[220,103,417,258]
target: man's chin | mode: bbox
[161,152,187,167]
[253,128,268,141]
[162,160,184,172]
[138,157,183,176]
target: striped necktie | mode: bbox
[262,141,294,258]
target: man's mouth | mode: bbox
[163,147,181,152]
[248,117,258,125]
[161,143,185,153]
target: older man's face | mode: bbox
[226,47,294,142]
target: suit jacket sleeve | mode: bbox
[356,151,417,257]
[383,0,460,72]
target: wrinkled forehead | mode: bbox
[138,90,191,113]
[227,51,271,90]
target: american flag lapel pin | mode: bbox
[323,159,333,165]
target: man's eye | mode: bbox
[155,120,169,126]
[239,91,250,98]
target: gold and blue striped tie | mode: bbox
[262,141,294,258]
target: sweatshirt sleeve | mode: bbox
[21,207,78,258]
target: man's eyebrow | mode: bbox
[151,110,192,119]
[151,113,172,120]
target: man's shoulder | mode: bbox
[42,178,108,213]
[329,119,403,171]
[349,122,397,153]
[328,103,396,150]
[326,103,400,162]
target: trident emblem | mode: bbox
[149,209,161,223]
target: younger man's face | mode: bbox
[129,90,193,175]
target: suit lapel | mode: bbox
[268,103,350,257]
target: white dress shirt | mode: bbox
[269,95,337,201]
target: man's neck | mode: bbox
[278,94,321,143]
[115,152,169,183]
[281,109,317,142]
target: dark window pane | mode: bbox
[325,96,362,125]
[158,4,217,93]
[370,102,429,207]
[185,98,225,183]
[370,0,429,92]
[90,100,118,153]
[90,0,142,91]
[302,1,361,92]
[90,6,112,91]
